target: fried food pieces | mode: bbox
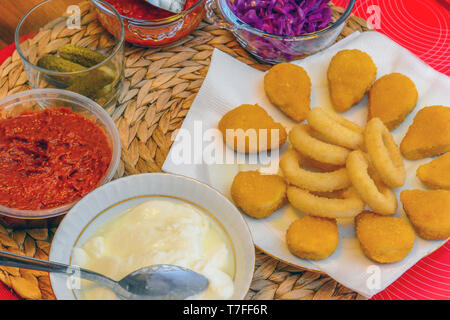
[287,186,365,219]
[286,216,338,260]
[400,105,450,160]
[355,211,415,263]
[280,148,351,192]
[401,189,450,240]
[307,107,364,150]
[346,150,397,215]
[264,63,311,122]
[231,170,287,219]
[327,49,377,112]
[218,104,287,153]
[417,153,450,190]
[365,118,406,188]
[289,124,350,167]
[300,154,344,172]
[368,73,418,130]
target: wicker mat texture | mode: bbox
[0,1,368,300]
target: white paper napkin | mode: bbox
[163,31,450,297]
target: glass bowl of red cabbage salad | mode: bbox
[206,0,355,63]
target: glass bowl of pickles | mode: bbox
[15,0,125,108]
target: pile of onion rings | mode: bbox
[281,108,405,218]
[227,104,408,261]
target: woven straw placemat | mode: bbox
[0,2,368,300]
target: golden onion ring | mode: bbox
[289,124,350,166]
[346,150,397,215]
[280,148,351,192]
[287,186,365,219]
[307,107,364,150]
[365,118,406,188]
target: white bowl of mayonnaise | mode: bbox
[49,173,255,300]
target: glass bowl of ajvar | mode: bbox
[0,89,121,227]
[92,0,207,47]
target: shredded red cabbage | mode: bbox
[229,0,332,36]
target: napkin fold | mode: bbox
[163,31,450,297]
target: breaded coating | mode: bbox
[218,104,287,153]
[299,152,345,171]
[400,106,450,160]
[368,73,418,130]
[294,125,347,171]
[286,216,338,260]
[401,189,450,240]
[231,171,287,219]
[355,211,414,263]
[264,63,311,122]
[279,148,351,192]
[289,124,350,166]
[287,186,365,219]
[417,153,450,190]
[327,49,377,112]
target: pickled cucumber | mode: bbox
[58,44,107,67]
[66,69,116,100]
[66,79,100,99]
[37,50,117,103]
[37,55,86,73]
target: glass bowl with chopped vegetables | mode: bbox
[15,0,125,108]
[206,0,355,63]
[0,88,121,227]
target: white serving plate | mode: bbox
[49,173,255,300]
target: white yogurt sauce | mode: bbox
[72,199,235,300]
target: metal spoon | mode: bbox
[0,250,209,300]
[144,0,187,14]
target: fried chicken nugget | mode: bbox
[286,216,338,260]
[355,211,414,263]
[218,104,287,153]
[368,73,418,130]
[264,63,311,122]
[417,153,450,190]
[400,106,450,160]
[327,49,377,113]
[231,171,287,219]
[401,189,450,240]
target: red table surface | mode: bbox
[0,0,449,300]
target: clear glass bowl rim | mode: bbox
[14,0,125,76]
[218,0,356,40]
[91,0,206,27]
[0,88,121,219]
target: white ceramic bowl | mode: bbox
[49,173,255,300]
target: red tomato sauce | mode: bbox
[0,108,112,211]
[105,0,198,20]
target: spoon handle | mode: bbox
[0,249,70,273]
[0,250,119,292]
[144,0,186,13]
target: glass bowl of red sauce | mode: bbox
[92,0,206,47]
[0,89,121,227]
